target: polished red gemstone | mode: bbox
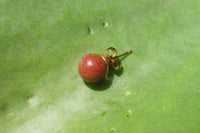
[78,53,107,82]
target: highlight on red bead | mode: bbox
[78,53,107,82]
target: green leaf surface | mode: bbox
[0,0,200,132]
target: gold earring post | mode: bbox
[113,50,133,59]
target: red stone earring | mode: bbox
[78,47,132,82]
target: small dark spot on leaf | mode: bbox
[27,93,34,100]
[126,109,132,118]
[126,113,130,117]
[102,22,108,27]
[88,26,93,34]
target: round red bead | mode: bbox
[78,53,107,82]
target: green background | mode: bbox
[0,0,200,132]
